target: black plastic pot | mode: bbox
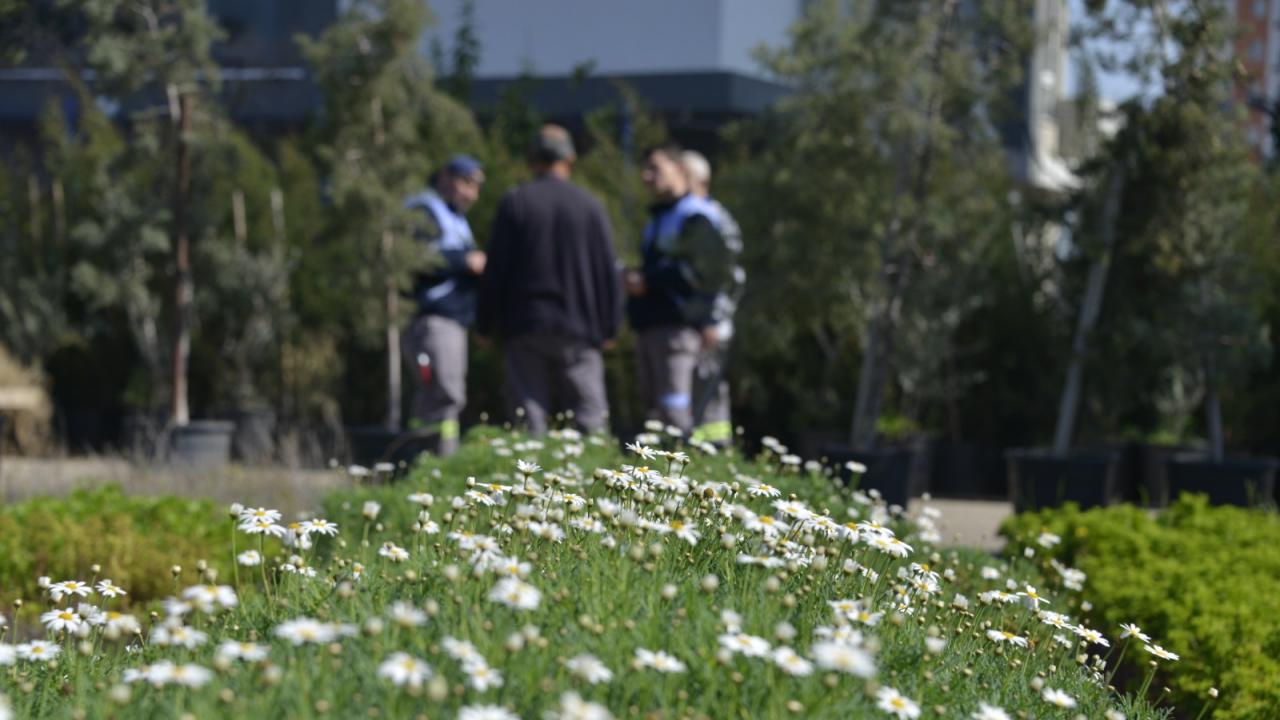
[1005,448,1119,513]
[169,420,235,469]
[820,446,921,508]
[1165,454,1277,507]
[231,406,276,465]
[931,441,1007,499]
[344,425,437,472]
[344,425,401,467]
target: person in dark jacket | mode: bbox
[476,125,621,436]
[626,143,733,435]
[401,154,486,455]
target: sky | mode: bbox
[1065,0,1148,103]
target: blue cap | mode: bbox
[444,154,483,179]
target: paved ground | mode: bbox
[2,455,1015,550]
[0,456,344,516]
[908,497,1012,552]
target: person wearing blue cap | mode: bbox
[401,154,486,455]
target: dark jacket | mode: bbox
[476,175,621,345]
[627,193,726,331]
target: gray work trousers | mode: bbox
[505,333,609,436]
[635,325,702,433]
[402,314,467,455]
[692,347,732,444]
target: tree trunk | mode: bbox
[384,226,402,431]
[170,91,193,427]
[1203,353,1224,462]
[1051,169,1124,455]
[848,0,957,451]
[371,96,402,430]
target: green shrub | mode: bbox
[0,485,233,612]
[1001,496,1280,720]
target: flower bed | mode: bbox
[1,431,1170,718]
[1001,496,1280,720]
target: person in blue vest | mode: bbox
[401,154,486,455]
[626,143,735,436]
[682,149,744,447]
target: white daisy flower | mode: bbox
[770,646,814,676]
[718,633,771,658]
[49,580,93,602]
[16,641,60,663]
[810,641,875,677]
[95,579,127,598]
[464,663,505,691]
[985,629,1029,648]
[970,703,1011,720]
[240,507,282,524]
[489,578,541,611]
[1119,623,1151,643]
[240,519,286,537]
[151,623,208,649]
[388,601,428,627]
[876,686,920,719]
[378,652,433,689]
[378,542,410,562]
[1143,643,1180,661]
[40,608,82,634]
[564,653,613,684]
[0,644,16,667]
[362,501,381,520]
[1075,626,1110,647]
[635,648,686,673]
[169,663,214,688]
[181,585,238,613]
[1041,688,1077,708]
[216,640,269,662]
[458,706,520,720]
[301,518,340,536]
[238,550,263,566]
[545,691,614,720]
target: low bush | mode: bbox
[0,486,233,612]
[1001,496,1280,720]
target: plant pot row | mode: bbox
[812,436,1278,512]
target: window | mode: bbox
[1254,0,1268,19]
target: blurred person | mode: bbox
[476,125,621,436]
[626,143,736,435]
[682,149,744,447]
[401,154,486,455]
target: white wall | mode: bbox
[424,0,800,78]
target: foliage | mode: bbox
[719,0,1033,444]
[1066,0,1275,449]
[0,432,1166,718]
[1002,497,1280,719]
[0,486,233,612]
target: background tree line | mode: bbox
[1,0,1278,468]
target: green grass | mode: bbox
[0,428,1171,719]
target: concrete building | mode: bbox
[422,0,801,150]
[0,1,335,138]
[1231,0,1280,157]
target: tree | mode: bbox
[299,0,483,429]
[73,0,225,426]
[724,0,1031,448]
[1064,0,1272,457]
